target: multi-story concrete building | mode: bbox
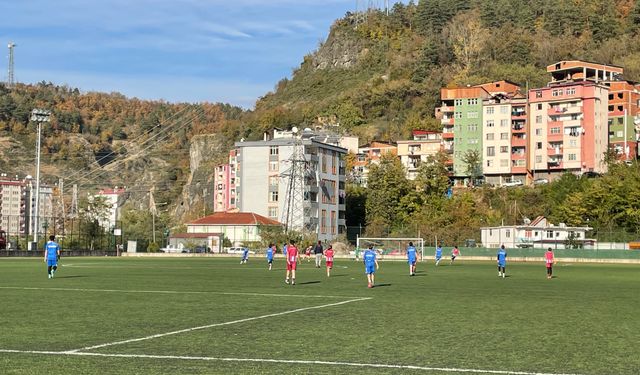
[213,150,239,213]
[606,81,640,160]
[396,131,442,180]
[352,141,397,186]
[529,62,613,178]
[233,135,347,242]
[95,188,127,229]
[0,178,28,235]
[436,81,522,184]
[26,180,53,236]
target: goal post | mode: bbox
[355,237,425,261]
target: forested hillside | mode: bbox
[246,0,640,144]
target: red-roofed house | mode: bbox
[185,212,282,246]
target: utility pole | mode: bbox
[7,42,15,87]
[70,184,78,218]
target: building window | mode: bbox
[322,152,327,173]
[486,107,495,115]
[536,142,543,150]
[487,146,495,156]
[269,176,278,187]
[321,209,327,234]
[500,119,509,127]
[570,139,577,147]
[486,120,495,127]
[568,154,577,161]
[454,112,463,119]
[617,131,624,137]
[486,160,493,167]
[468,124,478,132]
[567,88,576,95]
[551,127,561,134]
[269,191,278,202]
[505,230,511,238]
[468,98,478,105]
[468,138,478,144]
[547,230,553,238]
[331,211,336,235]
[455,99,464,106]
[500,159,509,167]
[537,103,543,110]
[269,161,278,172]
[535,128,542,136]
[500,133,509,140]
[269,146,279,155]
[535,155,542,163]
[486,133,494,141]
[552,89,563,97]
[500,146,509,153]
[268,207,278,218]
[467,112,478,119]
[500,106,508,114]
[536,115,542,124]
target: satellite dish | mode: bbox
[634,117,640,125]
[291,126,299,134]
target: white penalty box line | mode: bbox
[0,350,585,375]
[66,297,371,353]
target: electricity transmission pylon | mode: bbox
[280,129,307,234]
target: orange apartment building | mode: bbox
[352,141,397,186]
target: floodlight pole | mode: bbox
[30,109,51,249]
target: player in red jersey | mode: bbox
[285,239,299,285]
[324,245,335,277]
[545,247,555,279]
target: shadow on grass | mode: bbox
[297,281,321,285]
[54,275,87,279]
[373,283,391,288]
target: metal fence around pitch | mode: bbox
[0,214,115,252]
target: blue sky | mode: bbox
[0,0,405,109]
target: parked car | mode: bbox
[503,180,523,187]
[194,246,208,253]
[533,178,549,185]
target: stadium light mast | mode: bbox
[30,108,51,250]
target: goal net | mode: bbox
[355,237,425,261]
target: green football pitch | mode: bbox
[0,257,638,375]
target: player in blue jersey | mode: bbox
[240,247,249,264]
[435,244,443,266]
[283,243,288,258]
[266,243,275,270]
[44,235,60,279]
[406,242,417,276]
[363,245,379,288]
[497,245,507,278]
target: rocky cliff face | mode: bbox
[172,134,227,222]
[310,26,365,70]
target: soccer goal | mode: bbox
[356,237,425,261]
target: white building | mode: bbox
[185,212,281,246]
[0,178,28,235]
[481,216,592,249]
[95,188,127,229]
[234,134,347,242]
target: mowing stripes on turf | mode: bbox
[67,297,372,352]
[0,286,366,299]
[0,349,586,375]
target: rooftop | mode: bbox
[188,212,282,226]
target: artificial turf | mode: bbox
[0,257,637,374]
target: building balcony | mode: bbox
[511,166,527,174]
[512,124,526,133]
[511,153,526,160]
[442,132,454,139]
[511,137,527,147]
[548,132,564,142]
[444,147,454,154]
[547,147,563,156]
[548,106,568,116]
[440,116,454,125]
[511,112,526,120]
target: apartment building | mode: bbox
[606,81,640,159]
[233,135,347,242]
[0,178,28,235]
[436,81,522,184]
[213,150,239,213]
[95,188,127,229]
[352,141,397,186]
[396,131,442,180]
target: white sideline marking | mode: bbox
[0,349,585,375]
[67,297,371,353]
[0,286,365,299]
